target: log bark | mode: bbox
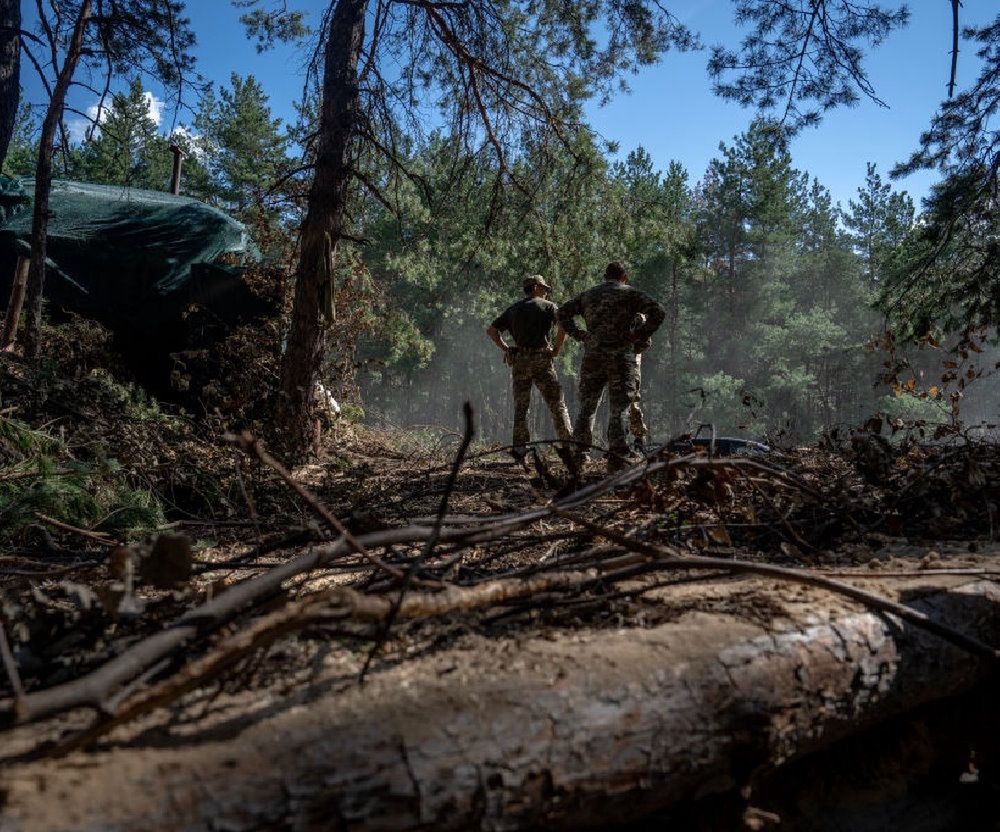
[3,577,999,831]
[274,0,367,454]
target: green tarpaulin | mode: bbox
[0,177,260,327]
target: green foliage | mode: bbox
[340,403,365,423]
[708,0,909,132]
[692,372,761,434]
[74,78,212,196]
[355,117,891,442]
[882,13,999,337]
[875,393,950,425]
[3,101,38,177]
[0,415,164,542]
[0,415,61,458]
[194,73,292,227]
[843,163,914,287]
[75,79,171,189]
[81,368,178,423]
[234,1,310,52]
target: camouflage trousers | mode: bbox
[573,346,641,457]
[511,350,572,450]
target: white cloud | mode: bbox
[86,102,109,124]
[67,90,166,145]
[170,123,197,141]
[143,91,164,126]
[67,118,89,145]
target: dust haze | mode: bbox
[359,292,1000,448]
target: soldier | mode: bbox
[557,261,664,469]
[486,274,573,458]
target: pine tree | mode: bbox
[843,163,914,286]
[885,12,999,336]
[76,79,172,189]
[0,0,19,170]
[195,73,290,226]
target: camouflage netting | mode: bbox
[0,177,260,328]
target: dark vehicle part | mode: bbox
[668,423,770,457]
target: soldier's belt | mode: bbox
[585,342,633,351]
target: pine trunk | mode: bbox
[22,0,92,359]
[0,0,19,168]
[274,0,367,454]
[0,255,29,349]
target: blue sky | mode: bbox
[24,0,995,211]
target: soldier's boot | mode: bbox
[555,444,579,476]
[606,456,625,474]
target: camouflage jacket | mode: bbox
[557,281,665,350]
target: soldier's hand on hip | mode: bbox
[627,333,651,353]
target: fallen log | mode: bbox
[3,576,999,831]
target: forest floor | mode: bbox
[2,339,1000,830]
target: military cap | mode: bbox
[523,274,552,292]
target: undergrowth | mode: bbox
[0,414,164,542]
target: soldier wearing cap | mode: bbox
[486,274,572,457]
[558,261,664,469]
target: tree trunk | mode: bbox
[0,0,19,169]
[3,577,999,831]
[274,0,367,454]
[21,0,92,359]
[667,257,680,432]
[1,255,29,349]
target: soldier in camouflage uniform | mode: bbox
[557,262,664,467]
[486,275,572,457]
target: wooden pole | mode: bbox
[1,255,29,350]
[169,144,184,195]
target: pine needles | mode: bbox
[0,414,163,543]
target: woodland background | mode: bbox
[0,0,996,457]
[4,69,979,446]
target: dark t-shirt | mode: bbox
[491,297,558,348]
